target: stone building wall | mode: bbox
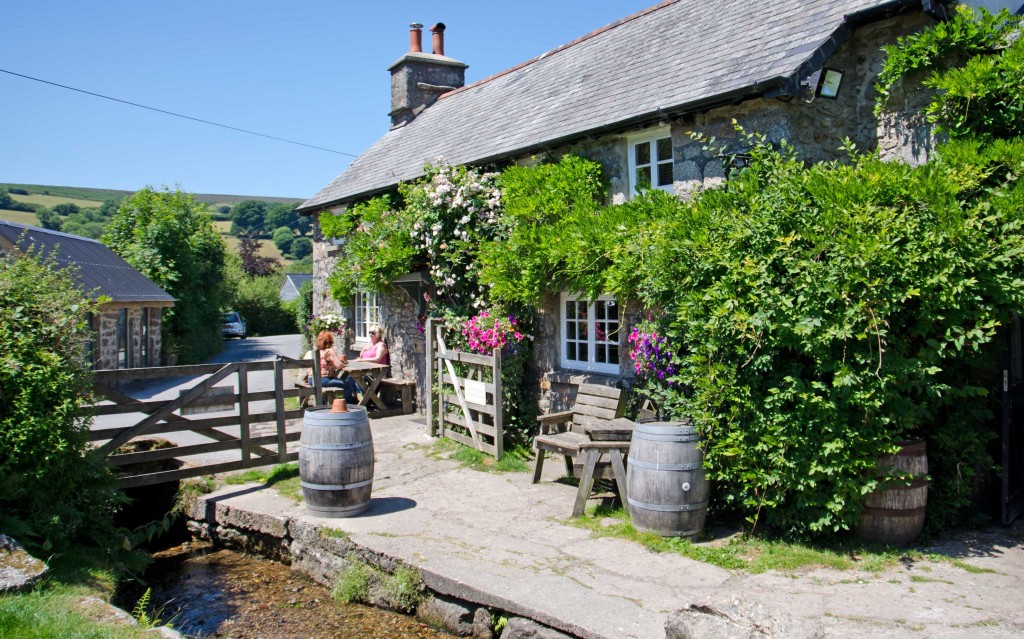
[93,302,165,370]
[308,12,938,415]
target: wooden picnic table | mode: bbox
[573,417,635,517]
[341,361,391,411]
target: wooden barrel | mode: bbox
[857,439,928,546]
[626,421,708,538]
[299,406,374,518]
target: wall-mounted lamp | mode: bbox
[816,68,844,99]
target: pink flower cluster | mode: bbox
[628,326,676,382]
[461,311,532,355]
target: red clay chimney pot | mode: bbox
[409,23,423,53]
[430,22,446,57]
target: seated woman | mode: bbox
[309,330,358,404]
[334,325,389,405]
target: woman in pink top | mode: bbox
[357,325,389,364]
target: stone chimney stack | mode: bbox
[389,21,468,129]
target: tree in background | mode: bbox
[51,202,80,217]
[0,251,122,552]
[239,236,281,277]
[0,191,36,213]
[290,236,313,259]
[230,199,267,236]
[35,207,63,231]
[223,255,297,337]
[272,226,295,254]
[264,202,297,234]
[104,187,229,363]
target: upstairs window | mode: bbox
[354,290,380,342]
[628,129,674,196]
[561,292,621,375]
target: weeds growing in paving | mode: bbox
[225,462,302,502]
[567,505,989,574]
[384,566,424,612]
[430,437,531,473]
[331,555,424,612]
[333,555,373,604]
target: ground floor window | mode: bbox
[140,307,150,368]
[561,292,620,374]
[82,312,96,369]
[354,290,380,343]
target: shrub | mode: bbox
[224,259,296,337]
[272,226,294,253]
[290,236,313,259]
[0,251,122,551]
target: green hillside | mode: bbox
[0,183,303,207]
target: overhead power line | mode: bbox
[0,68,358,157]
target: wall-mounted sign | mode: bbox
[464,379,487,405]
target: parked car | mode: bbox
[222,311,247,339]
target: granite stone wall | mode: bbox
[93,303,164,370]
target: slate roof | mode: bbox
[283,273,313,288]
[300,0,919,212]
[0,220,176,305]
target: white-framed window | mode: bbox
[561,292,621,374]
[628,127,674,196]
[354,290,380,342]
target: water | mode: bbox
[124,542,454,638]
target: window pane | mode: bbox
[596,346,606,363]
[595,321,607,343]
[657,161,674,187]
[607,321,619,343]
[636,167,652,190]
[579,322,588,339]
[567,343,577,361]
[609,345,619,364]
[567,321,576,340]
[578,343,588,362]
[566,300,574,318]
[657,137,672,162]
[576,303,588,320]
[596,303,606,320]
[607,303,619,320]
[635,141,650,166]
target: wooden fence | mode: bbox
[85,355,324,488]
[426,318,504,460]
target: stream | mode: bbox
[121,541,454,638]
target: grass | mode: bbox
[0,209,39,226]
[333,555,374,604]
[0,183,302,207]
[224,462,302,502]
[430,437,531,473]
[383,566,424,612]
[321,528,351,541]
[9,193,102,209]
[0,549,161,639]
[568,505,913,574]
[949,559,998,574]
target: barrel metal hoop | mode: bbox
[627,459,702,471]
[631,432,701,443]
[861,506,926,518]
[301,440,372,451]
[300,478,373,491]
[640,527,704,537]
[627,497,708,512]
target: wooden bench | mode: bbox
[380,378,416,415]
[294,380,344,409]
[532,383,629,484]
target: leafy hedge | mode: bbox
[0,252,122,551]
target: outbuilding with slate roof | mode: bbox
[299,0,1021,411]
[0,220,175,370]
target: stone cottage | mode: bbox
[0,220,175,370]
[297,0,1016,411]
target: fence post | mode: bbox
[312,348,323,407]
[493,346,503,461]
[426,317,436,436]
[238,363,251,465]
[274,358,287,462]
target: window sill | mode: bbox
[544,369,622,387]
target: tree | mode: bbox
[239,236,280,277]
[293,210,312,236]
[51,202,80,217]
[0,251,121,551]
[230,199,268,236]
[290,236,313,259]
[264,202,297,234]
[272,226,295,253]
[35,207,62,231]
[104,187,229,363]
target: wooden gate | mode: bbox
[426,318,504,460]
[86,355,321,488]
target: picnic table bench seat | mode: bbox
[532,383,629,484]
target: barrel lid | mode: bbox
[635,420,697,436]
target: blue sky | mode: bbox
[1,1,655,199]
